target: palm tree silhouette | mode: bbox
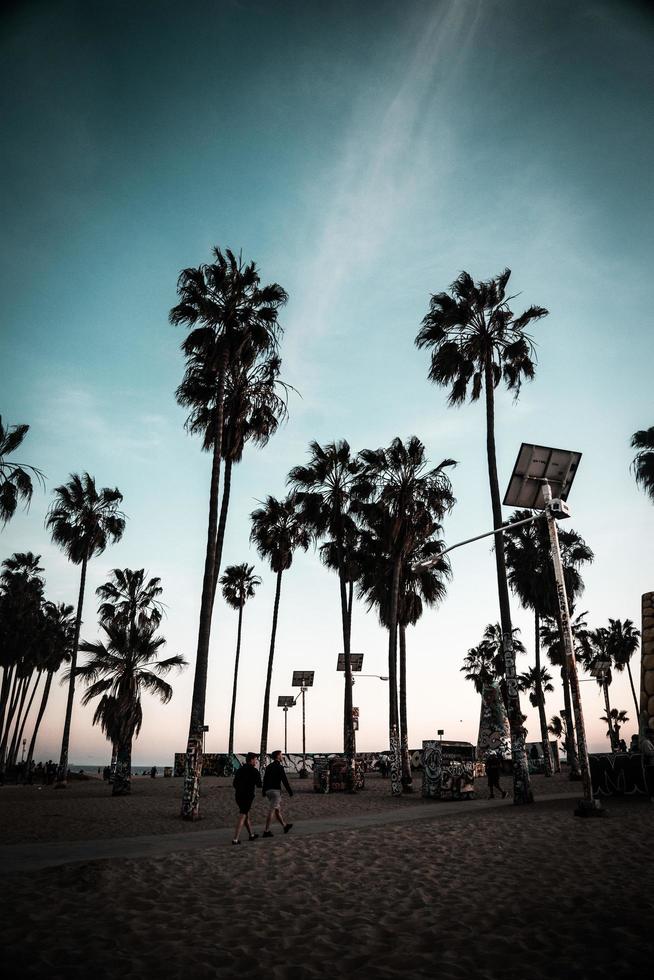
[288,440,363,789]
[359,532,450,791]
[0,553,45,769]
[24,601,74,772]
[96,568,164,632]
[220,563,261,756]
[0,417,45,526]
[416,268,547,803]
[77,617,186,795]
[171,247,287,819]
[250,494,310,767]
[599,708,629,748]
[540,610,590,776]
[631,427,654,502]
[504,511,593,776]
[461,641,497,695]
[178,347,291,603]
[605,618,641,719]
[356,436,454,796]
[518,666,554,707]
[579,626,618,751]
[46,473,126,785]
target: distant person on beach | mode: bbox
[629,733,639,753]
[232,752,262,845]
[150,766,157,778]
[262,750,293,837]
[641,729,654,801]
[485,752,507,799]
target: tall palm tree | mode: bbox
[77,618,186,795]
[416,268,547,803]
[288,440,363,788]
[579,626,618,751]
[399,543,451,789]
[250,494,310,767]
[600,708,629,747]
[170,247,287,820]
[0,417,45,526]
[631,427,654,502]
[220,563,261,756]
[356,436,455,796]
[605,618,641,719]
[504,511,593,777]
[24,602,74,771]
[358,531,451,791]
[45,473,126,785]
[177,347,291,603]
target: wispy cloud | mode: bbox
[285,3,482,346]
[36,384,174,462]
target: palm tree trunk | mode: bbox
[25,671,53,770]
[338,564,356,792]
[399,623,413,792]
[626,661,640,720]
[0,671,24,765]
[57,554,88,786]
[227,598,244,756]
[259,569,283,768]
[560,662,580,777]
[181,348,228,821]
[533,612,554,777]
[9,671,41,768]
[0,664,14,750]
[112,734,132,796]
[387,557,402,796]
[211,456,233,607]
[483,357,532,804]
[603,682,616,751]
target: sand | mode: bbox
[1,774,652,979]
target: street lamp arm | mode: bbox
[413,511,547,571]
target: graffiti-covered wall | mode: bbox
[422,741,476,799]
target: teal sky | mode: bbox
[2,0,653,765]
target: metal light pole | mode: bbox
[292,671,314,778]
[415,441,604,816]
[504,443,603,816]
[540,481,600,814]
[277,696,295,755]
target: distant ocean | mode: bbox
[70,763,172,774]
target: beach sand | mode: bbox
[1,774,652,979]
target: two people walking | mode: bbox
[232,749,293,845]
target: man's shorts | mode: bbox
[265,789,281,811]
[236,795,253,815]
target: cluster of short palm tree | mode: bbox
[0,552,74,774]
[1,427,186,790]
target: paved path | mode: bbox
[0,792,579,875]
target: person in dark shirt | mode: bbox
[485,751,507,799]
[262,750,293,837]
[232,752,262,845]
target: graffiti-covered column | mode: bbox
[641,592,654,737]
